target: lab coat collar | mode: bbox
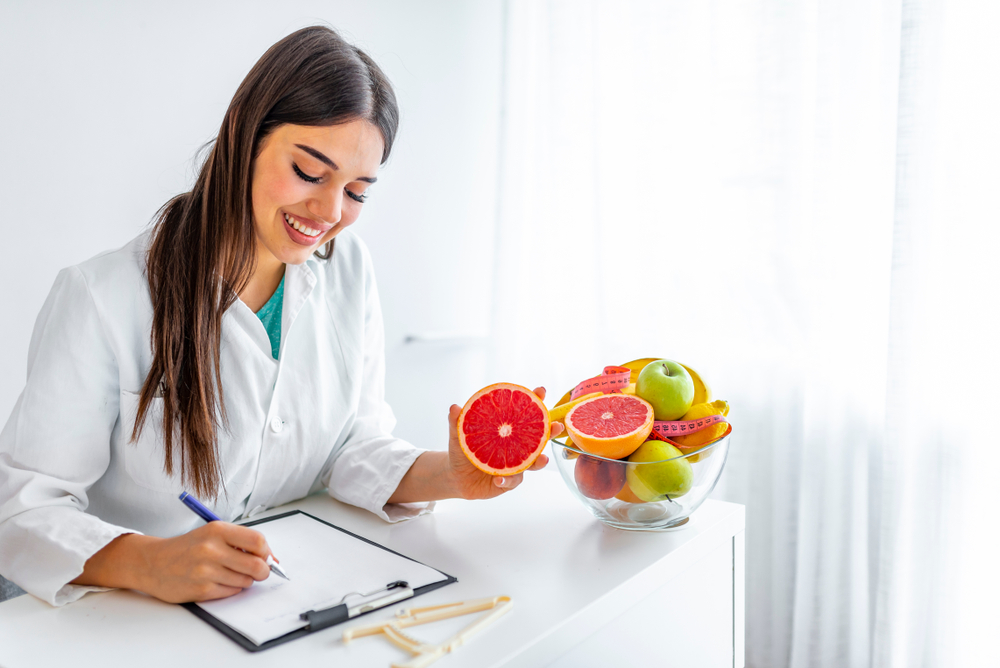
[226,260,317,362]
[281,260,318,357]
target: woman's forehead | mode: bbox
[273,122,384,172]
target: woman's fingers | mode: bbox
[211,565,257,590]
[550,421,564,438]
[533,386,547,401]
[217,544,271,581]
[493,472,524,490]
[528,453,549,470]
[448,404,461,439]
[217,523,271,560]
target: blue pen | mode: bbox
[179,491,290,581]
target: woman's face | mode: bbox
[251,120,384,266]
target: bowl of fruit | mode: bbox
[548,358,732,531]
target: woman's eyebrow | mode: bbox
[294,143,377,183]
[295,143,338,169]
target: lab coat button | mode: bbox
[270,417,283,433]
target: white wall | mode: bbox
[0,0,502,449]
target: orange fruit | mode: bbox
[457,383,551,475]
[564,394,654,460]
[615,482,648,504]
[687,423,732,463]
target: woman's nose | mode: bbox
[308,187,342,226]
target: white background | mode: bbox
[0,0,502,449]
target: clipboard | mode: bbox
[182,510,457,652]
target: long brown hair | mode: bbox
[133,26,399,498]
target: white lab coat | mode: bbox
[0,230,431,606]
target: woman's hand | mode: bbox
[388,387,563,503]
[72,522,275,603]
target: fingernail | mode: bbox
[496,477,506,487]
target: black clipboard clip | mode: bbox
[300,580,413,631]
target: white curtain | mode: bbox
[490,1,1000,666]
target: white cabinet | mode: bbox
[549,530,745,668]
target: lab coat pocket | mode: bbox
[118,390,184,493]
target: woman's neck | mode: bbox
[241,253,286,313]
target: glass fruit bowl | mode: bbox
[549,428,731,531]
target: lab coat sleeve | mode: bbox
[0,267,140,606]
[322,250,434,523]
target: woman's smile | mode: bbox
[282,210,331,245]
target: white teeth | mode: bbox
[284,213,321,237]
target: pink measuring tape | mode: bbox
[570,366,632,399]
[569,365,727,446]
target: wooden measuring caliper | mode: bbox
[342,595,513,668]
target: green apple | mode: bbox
[635,359,694,420]
[626,439,693,501]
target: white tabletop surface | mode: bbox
[0,459,744,668]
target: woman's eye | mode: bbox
[345,188,368,204]
[293,163,321,184]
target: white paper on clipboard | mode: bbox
[195,512,449,645]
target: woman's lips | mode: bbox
[282,211,329,246]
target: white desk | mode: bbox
[0,463,745,668]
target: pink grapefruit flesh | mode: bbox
[564,394,654,460]
[457,383,551,476]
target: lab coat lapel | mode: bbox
[323,253,364,390]
[282,261,317,352]
[228,298,273,361]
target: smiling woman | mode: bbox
[0,25,553,608]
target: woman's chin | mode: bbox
[277,246,318,265]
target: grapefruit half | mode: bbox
[564,394,654,460]
[457,383,551,476]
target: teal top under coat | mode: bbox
[255,275,284,360]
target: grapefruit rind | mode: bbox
[564,394,655,460]
[457,383,551,476]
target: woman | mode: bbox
[0,26,555,606]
